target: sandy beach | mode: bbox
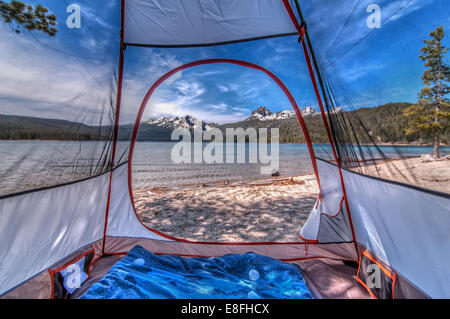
[135,174,319,242]
[365,156,450,194]
[135,157,449,242]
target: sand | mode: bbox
[134,175,319,242]
[365,156,450,194]
[135,157,449,242]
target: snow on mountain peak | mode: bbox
[247,106,318,121]
[143,115,216,131]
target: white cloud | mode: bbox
[337,59,388,81]
[0,25,114,123]
[79,36,110,52]
[217,84,229,92]
[383,0,431,23]
[0,29,283,126]
[119,49,259,124]
[82,5,115,31]
[208,103,229,110]
[307,0,434,70]
[128,63,251,124]
[165,71,182,85]
[119,50,185,123]
[147,79,205,118]
[190,70,226,77]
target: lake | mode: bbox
[0,140,448,195]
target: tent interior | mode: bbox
[0,0,449,299]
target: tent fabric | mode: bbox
[0,267,51,299]
[317,203,352,243]
[300,159,348,242]
[2,239,105,299]
[0,171,111,296]
[320,159,450,299]
[124,0,298,47]
[0,0,121,197]
[103,236,358,262]
[297,258,371,299]
[301,159,450,298]
[106,163,171,241]
[298,0,450,176]
[2,236,361,298]
[356,249,397,299]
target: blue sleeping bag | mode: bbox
[82,245,313,299]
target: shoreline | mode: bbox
[1,139,449,147]
[135,156,449,242]
[135,174,319,242]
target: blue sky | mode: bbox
[0,0,449,124]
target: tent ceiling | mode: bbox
[124,0,298,47]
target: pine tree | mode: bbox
[403,26,450,158]
[0,1,56,36]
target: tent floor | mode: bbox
[71,254,370,299]
[71,255,124,299]
[295,259,370,298]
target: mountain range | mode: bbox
[246,106,318,121]
[133,105,318,134]
[1,103,448,145]
[142,115,216,131]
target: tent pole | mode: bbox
[292,0,341,155]
[102,0,125,255]
[282,0,359,257]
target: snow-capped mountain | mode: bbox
[142,115,216,131]
[330,106,343,114]
[247,106,318,121]
[302,106,319,117]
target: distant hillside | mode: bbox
[1,103,448,144]
[218,105,321,144]
[219,103,449,145]
[0,114,111,140]
[349,102,448,144]
[0,114,215,142]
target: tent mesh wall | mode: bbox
[1,0,448,198]
[0,1,124,197]
[298,0,450,193]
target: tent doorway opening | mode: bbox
[128,59,322,242]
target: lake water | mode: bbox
[0,140,449,195]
